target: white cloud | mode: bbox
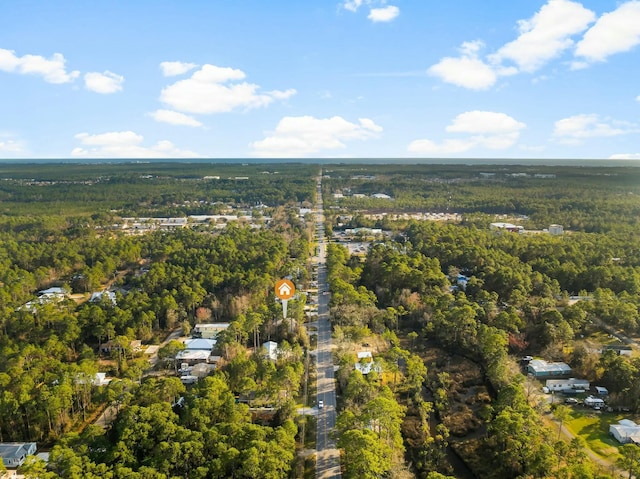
[160,64,295,114]
[0,48,79,84]
[0,138,23,153]
[342,1,400,22]
[609,153,640,159]
[268,88,297,100]
[72,131,200,158]
[575,1,640,63]
[408,111,525,154]
[428,52,497,90]
[490,0,595,72]
[160,61,198,77]
[250,115,382,158]
[148,109,203,127]
[342,0,364,12]
[637,95,640,102]
[553,114,638,141]
[84,71,124,94]
[368,6,399,22]
[446,110,526,134]
[430,0,595,89]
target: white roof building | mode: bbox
[90,291,117,305]
[176,350,211,363]
[183,338,216,350]
[545,378,590,392]
[355,351,382,375]
[610,420,640,444]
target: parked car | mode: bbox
[565,397,579,404]
[542,386,550,394]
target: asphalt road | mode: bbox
[314,175,342,479]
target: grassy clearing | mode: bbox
[564,410,623,460]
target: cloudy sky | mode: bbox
[1,0,640,160]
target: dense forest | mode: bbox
[322,164,640,478]
[0,163,315,478]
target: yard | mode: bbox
[564,410,624,461]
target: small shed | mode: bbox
[594,386,609,396]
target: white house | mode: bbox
[610,420,640,444]
[355,351,382,375]
[545,378,589,392]
[176,350,211,365]
[90,291,117,305]
[176,338,216,365]
[0,442,37,468]
[38,287,66,299]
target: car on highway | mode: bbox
[318,400,324,409]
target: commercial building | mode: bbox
[527,359,571,378]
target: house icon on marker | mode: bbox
[275,279,295,300]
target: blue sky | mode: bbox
[1,0,640,160]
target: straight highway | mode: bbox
[314,173,342,479]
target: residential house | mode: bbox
[490,222,524,233]
[176,338,217,366]
[38,287,66,299]
[0,442,37,468]
[527,359,571,378]
[176,350,211,365]
[545,378,589,393]
[100,339,142,355]
[355,351,382,375]
[182,338,216,350]
[610,420,640,444]
[90,290,117,305]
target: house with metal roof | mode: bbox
[610,420,640,444]
[527,359,571,378]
